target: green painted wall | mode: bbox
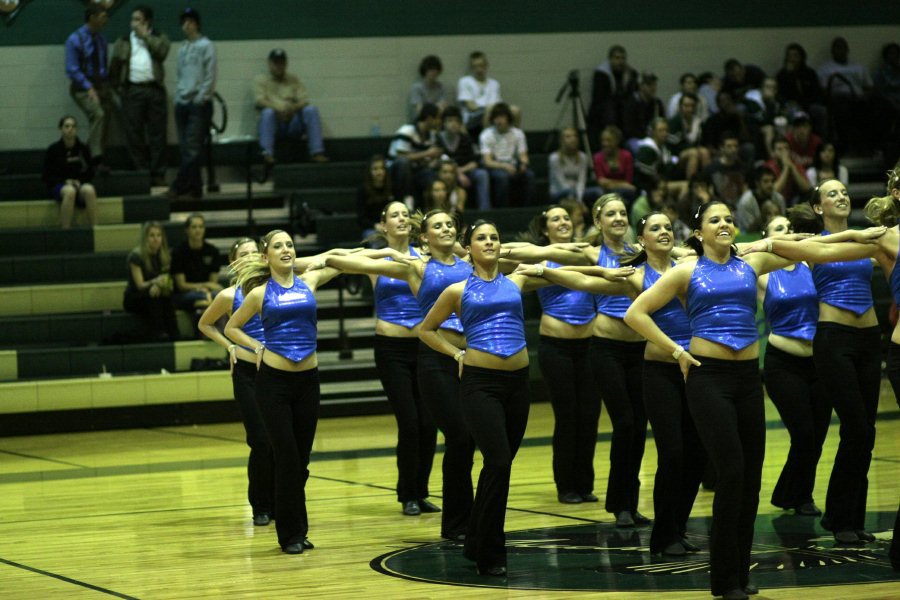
[3,0,895,47]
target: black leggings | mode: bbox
[590,336,646,514]
[538,336,599,495]
[232,360,275,516]
[417,342,475,538]
[643,360,705,554]
[686,356,765,596]
[889,343,900,569]
[255,363,320,548]
[763,343,829,510]
[460,365,530,571]
[814,323,881,533]
[374,335,437,503]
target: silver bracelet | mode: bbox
[453,349,466,362]
[227,344,237,353]
[672,345,685,360]
[534,264,544,277]
[765,238,774,253]
[254,344,265,355]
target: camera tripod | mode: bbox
[547,69,593,156]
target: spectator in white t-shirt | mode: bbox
[548,126,602,204]
[457,51,519,137]
[479,103,534,207]
[387,103,442,207]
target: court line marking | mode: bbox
[0,449,88,468]
[0,557,139,599]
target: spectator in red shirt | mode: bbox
[592,125,636,204]
[765,136,811,205]
[786,112,822,169]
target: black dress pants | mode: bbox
[232,360,275,516]
[417,343,475,538]
[460,366,530,571]
[375,335,437,503]
[686,356,765,596]
[538,335,599,495]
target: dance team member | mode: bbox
[525,205,602,504]
[419,220,548,576]
[585,194,649,528]
[756,215,827,517]
[624,201,798,600]
[198,237,275,526]
[520,210,703,556]
[362,201,438,517]
[225,230,341,555]
[742,175,896,544]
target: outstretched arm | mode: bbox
[516,263,634,296]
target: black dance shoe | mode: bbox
[795,502,822,516]
[744,583,759,595]
[721,589,748,600]
[476,565,507,577]
[615,511,635,528]
[855,530,875,542]
[632,511,652,525]
[662,541,686,556]
[302,538,315,550]
[680,538,701,552]
[558,492,583,504]
[253,513,272,526]
[281,543,304,554]
[417,499,442,513]
[442,531,466,542]
[834,529,861,543]
[580,493,599,502]
[402,500,421,516]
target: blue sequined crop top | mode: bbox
[687,255,758,351]
[416,256,472,333]
[644,263,691,348]
[374,246,423,328]
[233,285,265,350]
[811,231,873,316]
[595,243,633,319]
[261,276,317,362]
[460,273,526,358]
[536,260,596,326]
[763,264,818,341]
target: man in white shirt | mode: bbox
[457,51,520,137]
[110,5,170,186]
[387,103,442,207]
[479,103,534,207]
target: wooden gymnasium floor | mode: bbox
[1,382,899,599]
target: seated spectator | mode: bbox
[559,197,588,239]
[408,54,450,123]
[702,132,749,207]
[634,118,686,197]
[254,49,328,164]
[667,92,711,180]
[818,37,874,153]
[666,72,709,121]
[387,103,442,207]
[424,179,452,213]
[479,102,535,207]
[622,72,665,145]
[677,171,717,226]
[662,198,691,243]
[123,220,178,341]
[736,165,786,232]
[171,213,223,323]
[765,136,811,205]
[42,115,98,229]
[721,58,766,99]
[630,177,667,233]
[702,90,759,164]
[697,71,721,115]
[587,44,638,141]
[806,141,848,186]
[743,77,787,158]
[874,42,900,114]
[437,106,487,208]
[357,155,394,238]
[436,159,467,213]
[777,43,828,137]
[786,112,822,169]
[592,125,637,204]
[457,51,518,137]
[548,126,602,204]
